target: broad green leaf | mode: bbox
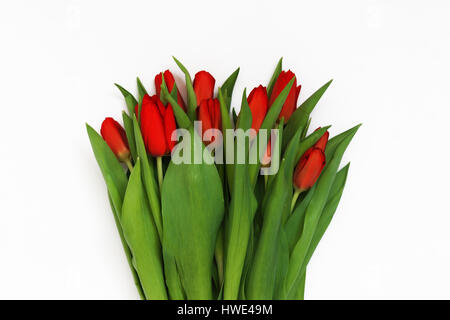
[163,250,185,299]
[121,159,167,300]
[223,132,257,299]
[107,193,145,300]
[285,185,316,252]
[132,116,163,241]
[267,58,283,98]
[283,80,333,150]
[162,128,224,299]
[122,112,137,162]
[221,67,240,110]
[173,57,197,120]
[273,228,290,299]
[286,165,350,299]
[218,88,235,193]
[115,83,138,116]
[246,126,303,299]
[86,124,128,214]
[248,77,295,186]
[285,126,359,297]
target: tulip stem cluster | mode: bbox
[88,57,360,300]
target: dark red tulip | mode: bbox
[155,70,186,111]
[269,70,301,122]
[101,117,130,162]
[248,85,268,132]
[313,127,329,152]
[140,94,177,156]
[293,148,326,191]
[193,71,215,106]
[197,98,221,144]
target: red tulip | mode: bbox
[101,118,130,162]
[197,98,221,144]
[313,127,329,152]
[293,148,326,191]
[193,71,215,106]
[248,85,268,132]
[155,70,186,111]
[140,94,177,156]
[269,70,301,122]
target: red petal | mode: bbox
[100,117,130,161]
[193,71,215,106]
[248,85,268,132]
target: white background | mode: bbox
[1,0,449,299]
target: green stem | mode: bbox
[125,158,133,172]
[291,189,302,213]
[157,156,163,193]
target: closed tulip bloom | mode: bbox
[293,148,326,191]
[140,94,177,156]
[101,117,130,162]
[269,70,301,122]
[197,98,221,144]
[193,71,215,106]
[155,70,186,111]
[248,85,268,132]
[313,127,329,152]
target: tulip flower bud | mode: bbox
[197,98,221,144]
[140,94,177,157]
[269,70,301,122]
[293,148,326,191]
[313,127,329,151]
[155,70,186,111]
[100,117,130,163]
[193,71,215,106]
[248,85,268,132]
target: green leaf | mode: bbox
[283,80,333,150]
[325,124,362,161]
[246,126,303,299]
[132,116,163,241]
[136,77,148,103]
[267,58,283,98]
[285,126,359,297]
[218,88,235,194]
[162,128,225,299]
[115,83,138,116]
[121,158,167,299]
[223,124,257,299]
[161,80,192,129]
[285,185,316,252]
[86,124,128,214]
[221,67,240,110]
[122,112,137,162]
[295,126,331,162]
[173,57,197,120]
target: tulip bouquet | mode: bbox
[86,57,359,300]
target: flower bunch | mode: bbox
[87,57,360,300]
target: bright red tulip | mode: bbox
[293,148,326,191]
[140,94,177,156]
[248,85,268,132]
[269,70,301,122]
[193,71,215,106]
[101,117,130,162]
[313,127,329,152]
[155,70,186,111]
[197,98,221,144]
